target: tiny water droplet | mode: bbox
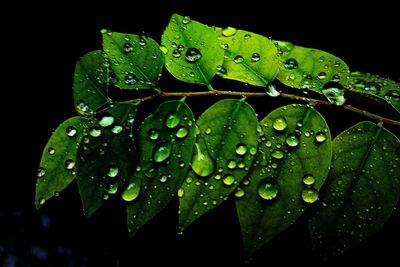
[271,150,284,159]
[111,125,123,134]
[48,147,56,155]
[249,147,257,155]
[172,49,181,58]
[302,174,315,185]
[238,161,245,169]
[66,126,77,137]
[122,182,140,201]
[144,168,157,178]
[236,144,247,156]
[107,164,119,178]
[189,72,195,77]
[233,55,244,63]
[182,16,191,25]
[234,187,245,198]
[159,45,168,54]
[205,128,212,134]
[159,175,168,183]
[125,72,137,85]
[284,58,298,69]
[251,53,260,62]
[223,174,235,186]
[37,167,46,178]
[185,48,202,63]
[258,178,279,200]
[166,113,181,128]
[222,26,237,37]
[178,188,185,197]
[176,127,189,138]
[99,115,114,127]
[244,33,251,39]
[149,129,160,140]
[106,183,118,194]
[315,132,327,143]
[89,127,101,137]
[123,42,133,53]
[153,144,171,163]
[39,197,46,206]
[318,72,327,80]
[65,159,75,170]
[227,160,237,169]
[216,65,227,75]
[273,117,287,131]
[302,188,319,203]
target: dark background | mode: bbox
[2,1,399,266]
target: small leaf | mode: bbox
[214,27,280,88]
[102,30,164,90]
[308,121,400,256]
[276,41,349,97]
[161,14,224,88]
[36,117,92,209]
[73,50,111,116]
[126,101,196,236]
[179,99,258,229]
[76,103,137,218]
[236,104,332,256]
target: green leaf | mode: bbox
[102,30,164,90]
[236,104,332,256]
[275,41,349,96]
[36,117,92,209]
[76,103,137,218]
[346,71,400,114]
[73,50,111,116]
[308,121,400,256]
[214,27,280,89]
[179,99,259,229]
[126,100,196,236]
[161,14,224,88]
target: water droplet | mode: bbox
[37,167,46,178]
[159,45,168,54]
[89,126,101,137]
[103,193,109,200]
[221,43,229,50]
[122,182,140,201]
[365,82,381,93]
[236,143,247,156]
[123,42,133,53]
[144,168,157,178]
[216,65,227,75]
[271,150,284,159]
[179,161,185,167]
[111,125,123,134]
[385,90,400,100]
[223,174,235,186]
[153,144,171,163]
[75,100,92,116]
[251,53,260,62]
[273,117,287,131]
[166,113,181,128]
[107,164,119,178]
[233,55,244,63]
[106,183,118,194]
[302,174,315,185]
[284,58,298,69]
[214,174,221,180]
[39,197,46,206]
[148,129,160,140]
[205,128,212,135]
[265,141,272,147]
[315,132,327,143]
[125,72,137,85]
[238,161,245,169]
[301,188,319,203]
[227,160,237,169]
[258,178,279,200]
[185,48,202,63]
[99,115,114,127]
[178,188,185,197]
[176,127,189,139]
[172,49,181,58]
[182,16,191,25]
[222,26,237,37]
[48,147,56,155]
[66,126,77,137]
[332,74,340,82]
[189,72,195,77]
[249,147,257,155]
[322,88,346,106]
[234,187,245,198]
[266,84,280,97]
[191,143,215,177]
[159,175,168,183]
[65,159,75,170]
[318,72,327,80]
[244,33,251,39]
[286,134,299,147]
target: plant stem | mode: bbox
[117,89,400,126]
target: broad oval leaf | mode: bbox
[236,104,332,256]
[73,50,111,116]
[161,14,224,88]
[126,100,196,236]
[276,41,349,99]
[102,30,164,90]
[308,121,400,256]
[214,27,280,88]
[76,103,137,218]
[36,117,92,209]
[179,99,258,229]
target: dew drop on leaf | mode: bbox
[165,113,181,129]
[284,58,298,70]
[315,132,327,143]
[182,15,191,25]
[178,188,185,197]
[125,72,137,85]
[107,164,119,178]
[222,174,235,186]
[172,49,181,58]
[205,127,212,134]
[48,147,56,155]
[185,48,202,63]
[123,42,133,53]
[148,128,160,140]
[251,53,260,62]
[39,197,46,206]
[249,147,257,155]
[322,88,346,106]
[301,187,319,203]
[89,126,101,137]
[121,182,140,202]
[99,115,115,128]
[318,72,327,80]
[37,167,46,178]
[236,143,247,156]
[222,26,237,37]
[191,143,215,177]
[302,174,315,185]
[153,144,171,163]
[271,150,284,159]
[233,55,244,64]
[234,187,245,198]
[111,125,123,134]
[106,183,118,194]
[286,134,299,147]
[227,159,237,169]
[258,178,279,200]
[65,159,75,170]
[66,126,77,137]
[176,127,189,138]
[273,117,287,131]
[160,175,168,183]
[159,45,168,55]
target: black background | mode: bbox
[2,1,400,266]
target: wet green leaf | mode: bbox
[179,99,258,229]
[102,30,164,90]
[236,104,332,256]
[73,50,111,116]
[161,14,224,88]
[308,121,400,256]
[214,27,279,89]
[276,41,349,97]
[36,117,93,209]
[126,101,196,236]
[76,103,137,218]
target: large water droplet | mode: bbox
[66,126,77,137]
[301,188,319,203]
[258,178,279,200]
[315,132,327,143]
[107,164,119,178]
[233,55,244,63]
[251,53,260,62]
[273,117,287,131]
[222,26,237,37]
[185,48,202,63]
[191,143,215,177]
[89,127,101,137]
[48,147,56,155]
[222,174,235,186]
[65,159,75,170]
[236,143,247,156]
[99,115,115,127]
[37,167,46,178]
[271,150,284,159]
[286,134,299,147]
[176,127,189,139]
[148,129,160,140]
[122,181,140,201]
[302,174,315,185]
[125,72,137,85]
[153,144,171,163]
[284,58,298,69]
[166,113,181,128]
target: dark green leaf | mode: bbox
[179,99,258,229]
[73,50,111,116]
[161,14,224,88]
[102,30,164,90]
[214,27,279,89]
[36,117,92,209]
[308,121,400,256]
[76,103,137,218]
[236,104,332,256]
[126,100,196,236]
